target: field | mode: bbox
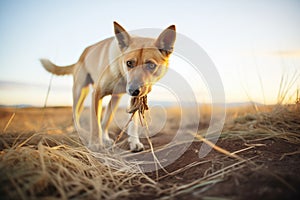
[0,104,300,199]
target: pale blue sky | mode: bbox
[0,0,299,106]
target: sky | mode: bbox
[0,0,299,106]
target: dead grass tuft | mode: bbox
[0,133,155,200]
[223,104,300,144]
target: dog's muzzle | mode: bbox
[128,87,140,96]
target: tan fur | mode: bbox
[40,59,74,75]
[41,22,176,152]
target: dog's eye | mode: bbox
[146,62,157,70]
[126,60,135,68]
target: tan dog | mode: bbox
[40,22,176,152]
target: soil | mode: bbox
[152,139,300,200]
[0,106,299,200]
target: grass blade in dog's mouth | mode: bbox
[127,95,149,116]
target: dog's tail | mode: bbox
[40,59,75,75]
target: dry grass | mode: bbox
[0,132,157,200]
[0,102,299,199]
[222,104,300,144]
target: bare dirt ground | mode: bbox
[0,105,299,199]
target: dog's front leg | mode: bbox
[90,88,113,149]
[127,113,144,152]
[101,94,122,142]
[89,88,102,147]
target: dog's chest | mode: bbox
[100,75,126,97]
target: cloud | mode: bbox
[0,81,41,89]
[271,50,300,57]
[0,80,71,91]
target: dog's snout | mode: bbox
[129,88,140,96]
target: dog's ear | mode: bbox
[155,25,176,57]
[114,21,131,51]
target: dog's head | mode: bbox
[114,21,176,97]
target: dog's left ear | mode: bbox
[155,25,176,57]
[114,21,131,51]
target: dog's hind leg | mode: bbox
[74,86,89,127]
[101,94,122,143]
[72,70,93,129]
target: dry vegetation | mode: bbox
[0,102,300,199]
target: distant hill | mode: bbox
[0,101,264,109]
[0,104,33,108]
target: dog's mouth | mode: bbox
[127,86,150,97]
[127,90,146,97]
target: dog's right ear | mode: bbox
[114,21,131,51]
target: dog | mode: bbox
[40,22,176,152]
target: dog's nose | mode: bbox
[129,88,140,96]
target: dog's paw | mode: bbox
[103,137,114,148]
[87,143,103,152]
[129,141,144,152]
